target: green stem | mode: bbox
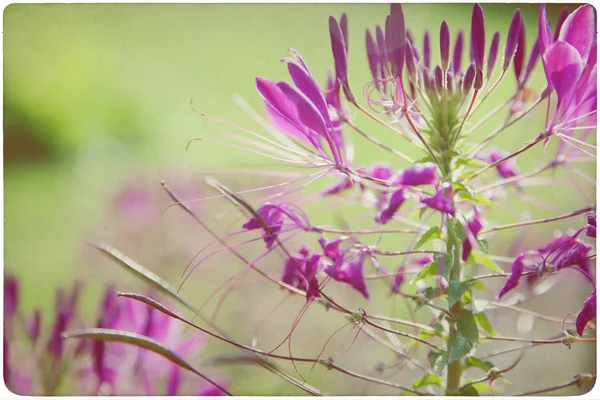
[445,216,463,395]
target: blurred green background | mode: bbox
[4,3,595,395]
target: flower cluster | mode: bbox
[3,274,226,395]
[38,2,595,397]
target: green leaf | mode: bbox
[471,299,490,314]
[472,194,495,207]
[414,226,441,249]
[88,239,195,312]
[474,312,496,335]
[412,374,443,390]
[455,158,489,168]
[465,280,488,291]
[448,277,466,306]
[62,328,231,395]
[448,332,473,364]
[471,382,491,393]
[412,259,439,284]
[472,251,503,273]
[448,218,466,241]
[456,310,479,345]
[465,356,495,373]
[428,351,447,375]
[442,250,455,282]
[458,385,479,396]
[477,239,489,253]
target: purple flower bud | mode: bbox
[554,7,570,42]
[47,310,69,357]
[446,70,454,93]
[463,63,476,94]
[487,31,500,77]
[520,38,539,86]
[340,13,349,53]
[326,253,369,299]
[434,65,444,92]
[462,214,483,261]
[391,265,405,294]
[389,4,406,78]
[440,20,450,70]
[366,29,380,81]
[423,30,431,70]
[26,309,41,344]
[452,30,464,74]
[376,24,389,68]
[376,188,406,225]
[405,41,417,79]
[504,9,523,71]
[4,274,18,320]
[576,289,596,336]
[473,67,484,90]
[421,186,455,216]
[538,4,553,58]
[470,3,486,71]
[394,163,439,186]
[586,215,596,238]
[329,16,349,85]
[513,19,526,81]
[498,252,527,299]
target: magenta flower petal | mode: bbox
[558,4,595,65]
[326,253,369,299]
[394,163,439,186]
[286,60,331,126]
[542,41,583,104]
[537,4,553,57]
[421,187,455,216]
[392,265,405,294]
[319,236,343,261]
[462,214,483,261]
[576,289,596,336]
[322,175,353,195]
[586,215,597,238]
[366,29,380,81]
[329,16,349,84]
[504,9,523,71]
[265,103,306,142]
[470,3,486,71]
[498,253,527,299]
[554,7,570,41]
[376,188,406,224]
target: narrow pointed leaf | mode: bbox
[62,328,232,396]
